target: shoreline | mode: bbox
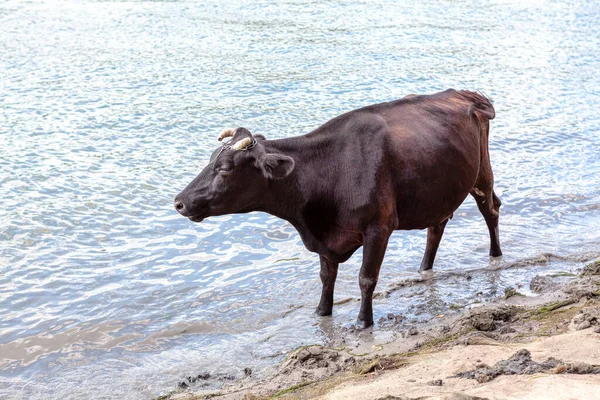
[160,258,600,400]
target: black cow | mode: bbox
[175,89,502,328]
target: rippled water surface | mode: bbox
[1,0,599,398]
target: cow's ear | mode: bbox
[254,134,266,141]
[257,153,294,179]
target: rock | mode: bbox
[497,326,516,334]
[572,312,587,324]
[297,349,311,362]
[177,371,231,389]
[581,260,600,276]
[475,374,493,383]
[309,347,323,356]
[463,332,502,346]
[243,367,252,376]
[461,306,515,332]
[427,379,443,386]
[575,321,592,330]
[530,276,556,293]
[503,287,518,299]
[572,312,598,330]
[379,313,404,325]
[283,345,346,375]
[358,358,383,374]
[453,349,565,382]
[558,362,600,374]
[400,326,419,337]
[470,317,495,332]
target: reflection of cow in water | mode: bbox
[175,89,502,328]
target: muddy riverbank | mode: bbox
[158,258,600,400]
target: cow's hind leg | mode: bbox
[472,115,502,257]
[419,218,450,271]
[472,188,502,257]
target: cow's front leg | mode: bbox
[357,227,391,329]
[316,255,339,316]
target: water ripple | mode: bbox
[1,0,600,399]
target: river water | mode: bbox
[1,0,599,399]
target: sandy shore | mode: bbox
[161,259,600,400]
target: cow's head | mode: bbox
[174,127,295,223]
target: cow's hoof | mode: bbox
[315,306,332,316]
[355,318,373,329]
[489,248,503,257]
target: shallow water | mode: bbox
[1,0,599,398]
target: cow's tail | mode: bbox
[459,90,495,120]
[459,90,496,196]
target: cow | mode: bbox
[174,89,502,328]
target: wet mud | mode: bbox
[160,257,600,399]
[178,372,236,389]
[459,306,515,332]
[581,259,600,276]
[279,346,356,378]
[453,348,600,383]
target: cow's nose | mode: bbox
[174,200,187,215]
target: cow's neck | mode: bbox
[252,136,305,220]
[253,134,353,259]
[255,134,333,219]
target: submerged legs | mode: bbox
[356,227,391,329]
[419,185,503,272]
[472,189,502,257]
[315,255,339,316]
[315,226,390,329]
[419,218,450,271]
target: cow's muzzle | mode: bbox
[174,200,189,215]
[174,195,208,222]
[188,215,205,223]
[174,198,206,223]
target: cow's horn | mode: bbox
[231,137,252,150]
[218,128,236,142]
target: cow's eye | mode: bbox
[218,168,232,177]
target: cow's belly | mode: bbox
[297,225,364,263]
[395,189,470,230]
[393,157,479,230]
